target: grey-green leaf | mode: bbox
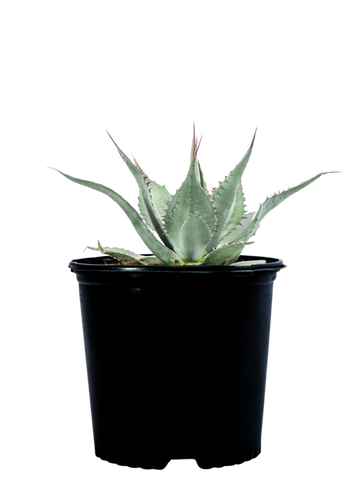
[57,169,181,265]
[164,157,216,263]
[200,242,251,266]
[206,148,255,252]
[90,242,164,264]
[104,127,172,249]
[238,170,326,241]
[217,211,255,247]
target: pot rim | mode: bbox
[65,252,290,273]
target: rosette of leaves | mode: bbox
[53,127,336,266]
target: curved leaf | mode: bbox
[238,172,336,242]
[87,242,164,264]
[53,169,181,265]
[206,130,256,252]
[107,132,173,250]
[200,242,251,266]
[217,211,255,247]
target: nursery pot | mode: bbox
[69,254,285,469]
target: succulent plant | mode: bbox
[53,127,336,266]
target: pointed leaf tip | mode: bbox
[323,168,346,176]
[43,163,60,172]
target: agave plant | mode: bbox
[53,127,335,266]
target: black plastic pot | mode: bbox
[69,254,285,469]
